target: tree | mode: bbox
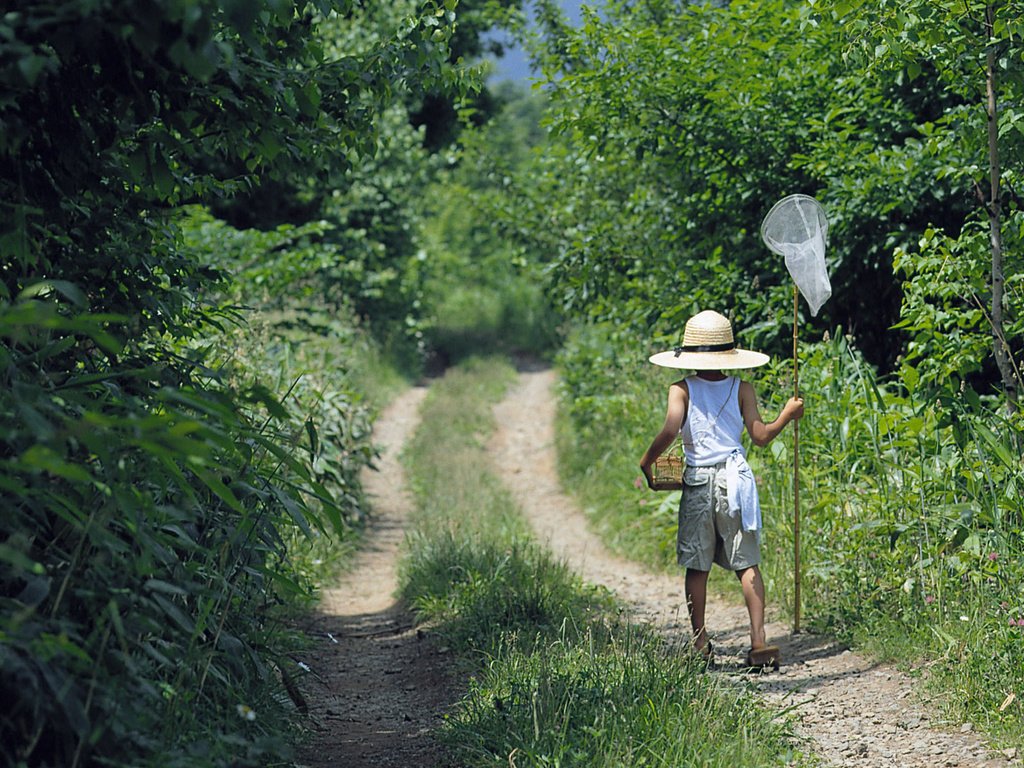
[1,0,462,327]
[508,0,968,369]
[418,82,561,363]
[830,0,1023,407]
[410,0,527,150]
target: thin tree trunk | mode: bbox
[985,3,1019,411]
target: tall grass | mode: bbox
[398,356,808,767]
[449,628,803,768]
[555,323,1024,751]
[214,305,409,590]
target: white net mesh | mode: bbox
[760,194,831,317]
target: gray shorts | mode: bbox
[677,463,761,572]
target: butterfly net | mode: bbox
[760,194,831,317]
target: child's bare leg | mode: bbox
[685,568,710,650]
[736,566,767,649]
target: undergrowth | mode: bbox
[0,298,388,767]
[398,356,809,767]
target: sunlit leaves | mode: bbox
[819,0,1024,402]
[514,0,942,364]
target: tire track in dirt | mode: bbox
[490,365,1016,768]
[296,384,457,768]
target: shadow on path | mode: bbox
[295,601,454,768]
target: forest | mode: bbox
[1,0,1021,765]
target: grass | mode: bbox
[397,355,810,767]
[218,305,414,599]
[448,627,803,768]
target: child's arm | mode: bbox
[738,380,803,447]
[639,381,688,488]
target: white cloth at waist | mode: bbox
[726,450,761,532]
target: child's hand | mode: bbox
[785,396,805,421]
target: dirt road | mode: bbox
[296,384,457,768]
[298,366,1017,767]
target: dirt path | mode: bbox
[297,366,1018,768]
[490,366,1017,768]
[296,384,457,768]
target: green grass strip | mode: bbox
[398,356,809,768]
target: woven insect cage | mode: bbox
[651,441,684,491]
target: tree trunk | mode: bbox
[985,3,1020,411]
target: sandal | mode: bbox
[744,645,781,672]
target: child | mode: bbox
[639,310,803,670]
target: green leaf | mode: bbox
[16,575,51,607]
[192,468,246,514]
[245,384,290,421]
[0,543,46,575]
[144,578,190,597]
[295,82,322,117]
[17,53,51,86]
[35,644,90,735]
[305,417,319,460]
[900,363,920,393]
[18,445,93,483]
[107,600,128,650]
[974,422,1017,470]
[17,279,88,307]
[150,594,197,634]
[151,151,175,200]
[271,485,315,537]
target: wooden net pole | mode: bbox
[792,284,802,634]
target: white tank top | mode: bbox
[681,375,744,466]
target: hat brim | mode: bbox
[648,348,770,370]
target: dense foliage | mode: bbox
[506,0,1021,399]
[419,82,562,364]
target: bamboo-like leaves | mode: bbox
[1,299,374,765]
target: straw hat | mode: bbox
[649,310,769,370]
